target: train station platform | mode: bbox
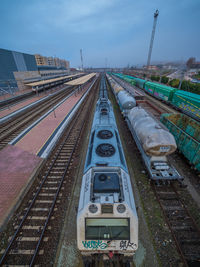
[12,81,93,156]
[26,73,82,92]
[0,76,97,230]
[0,145,43,230]
[0,84,67,119]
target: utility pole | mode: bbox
[147,9,159,69]
[80,49,83,71]
[105,58,107,73]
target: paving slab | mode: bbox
[0,145,43,230]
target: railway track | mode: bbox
[0,77,100,266]
[133,92,200,266]
[153,183,200,266]
[112,74,178,115]
[110,75,200,265]
[0,84,68,111]
[0,91,33,110]
[0,86,75,150]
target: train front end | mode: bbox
[77,75,138,264]
[77,166,138,263]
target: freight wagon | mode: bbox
[160,113,200,171]
[107,74,182,182]
[112,73,200,122]
[144,81,177,102]
[171,90,200,119]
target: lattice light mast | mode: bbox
[80,49,83,70]
[147,9,159,69]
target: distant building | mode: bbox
[144,65,158,70]
[0,48,38,91]
[188,69,199,76]
[34,54,70,70]
[35,54,47,66]
[0,48,70,93]
[47,57,54,66]
[186,57,200,69]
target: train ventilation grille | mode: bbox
[96,143,115,157]
[101,108,108,115]
[97,130,113,139]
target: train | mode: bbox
[106,74,182,183]
[161,113,200,172]
[112,72,200,122]
[77,76,138,266]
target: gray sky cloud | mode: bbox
[0,0,199,67]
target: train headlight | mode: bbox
[117,204,126,213]
[89,204,98,213]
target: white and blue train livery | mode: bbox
[77,76,138,265]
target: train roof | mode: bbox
[84,98,127,173]
[145,81,176,91]
[26,74,77,86]
[65,73,96,85]
[174,89,200,100]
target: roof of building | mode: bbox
[64,73,96,86]
[25,74,78,87]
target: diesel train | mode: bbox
[106,74,182,183]
[77,76,138,266]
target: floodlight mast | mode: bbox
[80,49,83,70]
[147,9,159,69]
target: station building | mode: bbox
[0,48,70,93]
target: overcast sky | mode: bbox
[0,0,199,68]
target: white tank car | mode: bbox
[106,74,136,116]
[77,76,138,265]
[117,90,136,114]
[128,107,177,156]
[106,74,124,95]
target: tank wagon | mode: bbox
[107,74,182,183]
[106,75,136,115]
[127,107,182,181]
[77,76,138,266]
[112,73,200,122]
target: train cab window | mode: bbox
[93,173,120,193]
[85,218,129,240]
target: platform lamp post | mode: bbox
[36,86,39,97]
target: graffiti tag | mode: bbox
[82,240,108,249]
[120,240,137,250]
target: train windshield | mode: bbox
[85,218,129,240]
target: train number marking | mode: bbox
[82,240,108,249]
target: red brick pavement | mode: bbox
[0,145,42,228]
[15,87,88,155]
[0,84,90,229]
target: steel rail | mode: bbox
[152,183,200,267]
[0,78,99,266]
[0,87,75,150]
[30,108,85,266]
[0,87,72,133]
